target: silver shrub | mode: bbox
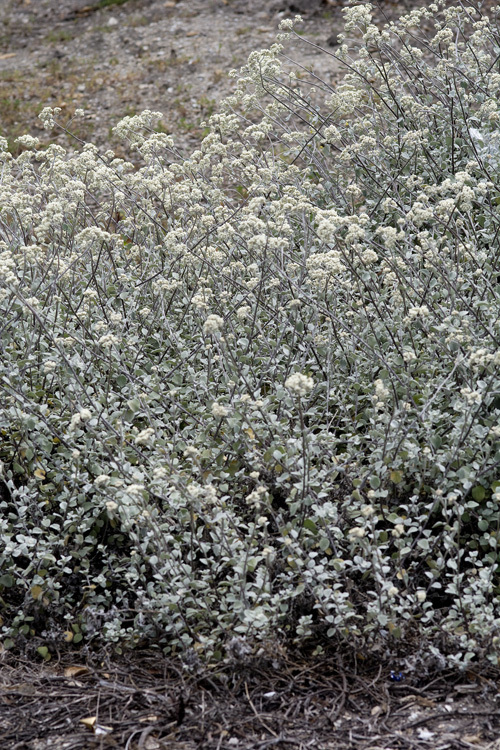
[1,1,500,666]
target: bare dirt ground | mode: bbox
[0,0,412,156]
[2,0,500,748]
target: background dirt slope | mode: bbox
[0,0,409,155]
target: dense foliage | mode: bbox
[2,0,500,668]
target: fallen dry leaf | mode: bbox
[64,666,90,678]
[79,714,113,735]
[415,696,436,708]
[30,585,43,600]
[461,734,484,745]
[0,683,36,695]
[80,716,97,729]
[400,694,435,708]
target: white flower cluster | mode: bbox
[306,251,343,286]
[348,526,366,540]
[43,360,57,374]
[38,106,61,130]
[113,109,164,145]
[211,402,229,418]
[15,135,39,149]
[98,333,121,349]
[246,484,268,510]
[135,428,155,446]
[362,248,378,266]
[186,482,218,505]
[468,348,500,369]
[95,475,111,487]
[375,226,405,250]
[203,314,224,335]
[372,379,390,408]
[460,387,483,406]
[192,289,212,310]
[125,483,145,496]
[285,372,314,397]
[0,247,18,286]
[406,305,430,320]
[236,305,251,320]
[342,2,373,32]
[69,408,92,431]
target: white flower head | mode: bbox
[407,305,430,320]
[125,483,145,496]
[285,372,314,397]
[43,360,57,374]
[135,427,155,445]
[460,386,482,405]
[348,526,366,540]
[15,135,40,149]
[236,305,251,321]
[211,402,229,418]
[374,379,390,402]
[94,475,111,487]
[203,314,224,335]
[192,289,212,310]
[246,485,268,509]
[98,333,120,348]
[69,414,81,431]
[38,106,61,131]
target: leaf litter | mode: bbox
[1,648,500,749]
